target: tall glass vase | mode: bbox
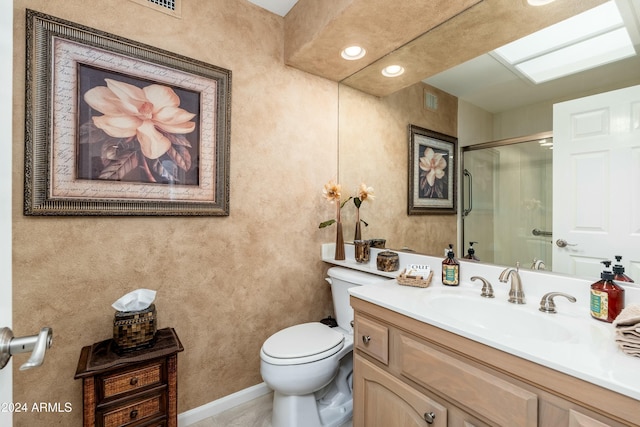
[335,222,345,260]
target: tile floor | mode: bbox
[189,392,353,427]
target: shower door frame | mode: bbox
[461,131,553,267]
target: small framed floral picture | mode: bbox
[408,124,457,215]
[24,10,231,216]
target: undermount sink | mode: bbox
[422,290,575,343]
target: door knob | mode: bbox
[556,239,577,248]
[0,327,53,370]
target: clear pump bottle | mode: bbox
[590,260,625,323]
[442,244,460,286]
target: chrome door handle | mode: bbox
[362,335,371,344]
[0,327,53,370]
[556,239,577,248]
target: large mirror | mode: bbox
[338,0,640,278]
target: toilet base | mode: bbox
[271,353,353,427]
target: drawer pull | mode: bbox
[423,411,436,424]
[362,335,371,344]
[130,409,139,419]
[129,377,138,386]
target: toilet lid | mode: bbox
[262,322,344,359]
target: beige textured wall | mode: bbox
[12,1,337,425]
[338,82,458,256]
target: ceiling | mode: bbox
[424,0,640,113]
[250,0,640,113]
[247,0,298,16]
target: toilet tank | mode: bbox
[326,267,387,332]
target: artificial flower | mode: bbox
[353,183,374,239]
[322,180,342,204]
[354,183,375,209]
[319,180,351,228]
[84,79,196,159]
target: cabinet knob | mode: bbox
[362,335,371,344]
[424,411,436,424]
[130,377,138,386]
[130,409,138,419]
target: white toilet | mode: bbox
[260,267,387,427]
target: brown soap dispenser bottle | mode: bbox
[613,255,634,283]
[590,260,625,323]
[442,244,460,286]
[463,241,480,261]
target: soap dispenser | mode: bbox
[590,260,625,323]
[463,241,480,261]
[442,244,460,286]
[613,255,634,283]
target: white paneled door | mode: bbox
[553,85,640,279]
[0,1,13,425]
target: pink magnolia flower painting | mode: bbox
[77,66,200,185]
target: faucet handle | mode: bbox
[471,276,494,298]
[539,292,576,314]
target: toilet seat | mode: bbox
[261,322,345,366]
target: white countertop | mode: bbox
[323,243,640,401]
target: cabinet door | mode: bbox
[353,355,447,427]
[569,410,614,427]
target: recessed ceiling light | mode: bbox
[527,0,556,5]
[341,46,366,60]
[382,65,405,77]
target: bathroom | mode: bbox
[2,0,640,426]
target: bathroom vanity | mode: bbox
[352,296,638,427]
[322,244,640,427]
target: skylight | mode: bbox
[492,1,637,84]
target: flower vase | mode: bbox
[354,221,362,241]
[335,222,345,260]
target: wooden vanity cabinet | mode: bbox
[351,297,639,427]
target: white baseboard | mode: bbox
[178,382,272,426]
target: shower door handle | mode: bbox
[463,169,472,217]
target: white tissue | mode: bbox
[112,289,157,312]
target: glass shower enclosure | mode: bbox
[462,132,553,269]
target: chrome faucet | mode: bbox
[530,258,546,270]
[499,262,525,304]
[539,292,576,314]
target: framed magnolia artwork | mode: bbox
[24,10,231,216]
[408,124,457,215]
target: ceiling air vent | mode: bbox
[130,0,181,17]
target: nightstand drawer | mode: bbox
[355,316,389,364]
[101,392,165,427]
[101,362,164,400]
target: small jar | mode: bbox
[377,250,399,272]
[369,239,386,249]
[354,240,370,263]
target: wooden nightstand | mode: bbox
[75,328,183,427]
